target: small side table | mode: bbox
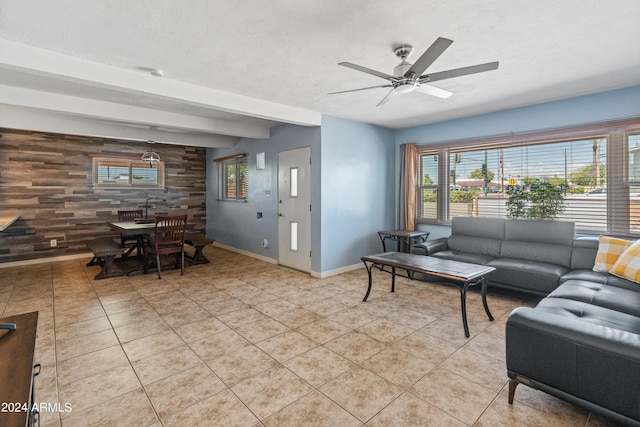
[377,230,430,253]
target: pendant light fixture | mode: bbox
[142,140,160,167]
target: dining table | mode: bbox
[107,220,156,261]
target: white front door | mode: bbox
[278,147,311,272]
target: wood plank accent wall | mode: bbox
[0,128,207,264]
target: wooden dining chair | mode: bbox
[117,209,144,257]
[144,215,188,279]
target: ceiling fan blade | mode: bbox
[415,84,453,99]
[328,84,392,95]
[376,88,397,106]
[404,37,453,78]
[338,62,397,81]
[421,61,499,83]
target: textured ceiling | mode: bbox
[1,0,639,146]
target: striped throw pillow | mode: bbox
[609,240,640,284]
[593,235,633,272]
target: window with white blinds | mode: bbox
[416,118,640,237]
[214,154,247,201]
[92,157,165,188]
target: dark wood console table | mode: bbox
[0,311,39,427]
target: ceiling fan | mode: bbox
[330,37,499,106]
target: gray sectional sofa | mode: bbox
[416,217,640,425]
[416,216,637,295]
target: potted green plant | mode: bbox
[506,178,567,220]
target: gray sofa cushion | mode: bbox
[560,269,640,291]
[451,216,506,238]
[500,241,573,268]
[447,235,503,257]
[571,238,599,270]
[535,297,640,332]
[546,279,640,317]
[447,217,505,257]
[501,219,575,268]
[487,258,570,294]
[505,219,576,245]
[431,250,496,266]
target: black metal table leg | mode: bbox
[481,277,494,321]
[391,266,396,292]
[362,260,373,301]
[460,281,471,337]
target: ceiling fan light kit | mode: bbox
[331,37,499,106]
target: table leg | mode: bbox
[399,236,408,253]
[136,235,146,258]
[481,277,494,321]
[460,281,471,337]
[391,266,396,292]
[377,232,388,252]
[94,254,123,280]
[362,260,373,301]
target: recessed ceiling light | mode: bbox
[150,68,164,77]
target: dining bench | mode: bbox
[85,237,124,279]
[184,233,215,265]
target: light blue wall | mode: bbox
[396,85,640,145]
[206,124,321,269]
[206,116,396,275]
[320,115,395,272]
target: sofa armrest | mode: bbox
[506,306,640,420]
[411,237,448,255]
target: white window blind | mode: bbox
[93,157,164,188]
[215,154,247,201]
[416,118,640,237]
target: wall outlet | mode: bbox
[50,239,57,247]
[262,239,268,248]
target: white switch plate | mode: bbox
[50,239,57,247]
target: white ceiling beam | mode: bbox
[0,85,271,139]
[0,105,234,148]
[0,38,322,127]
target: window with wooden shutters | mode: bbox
[215,154,248,201]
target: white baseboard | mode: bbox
[213,242,278,265]
[311,263,364,278]
[0,252,93,269]
[213,243,363,278]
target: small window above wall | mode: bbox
[92,156,165,189]
[215,153,248,201]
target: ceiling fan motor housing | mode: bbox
[393,44,414,60]
[393,62,413,78]
[393,44,417,89]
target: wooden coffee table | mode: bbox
[361,252,495,337]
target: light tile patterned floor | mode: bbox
[0,247,621,426]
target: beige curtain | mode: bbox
[403,142,417,231]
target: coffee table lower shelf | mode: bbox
[361,252,495,337]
